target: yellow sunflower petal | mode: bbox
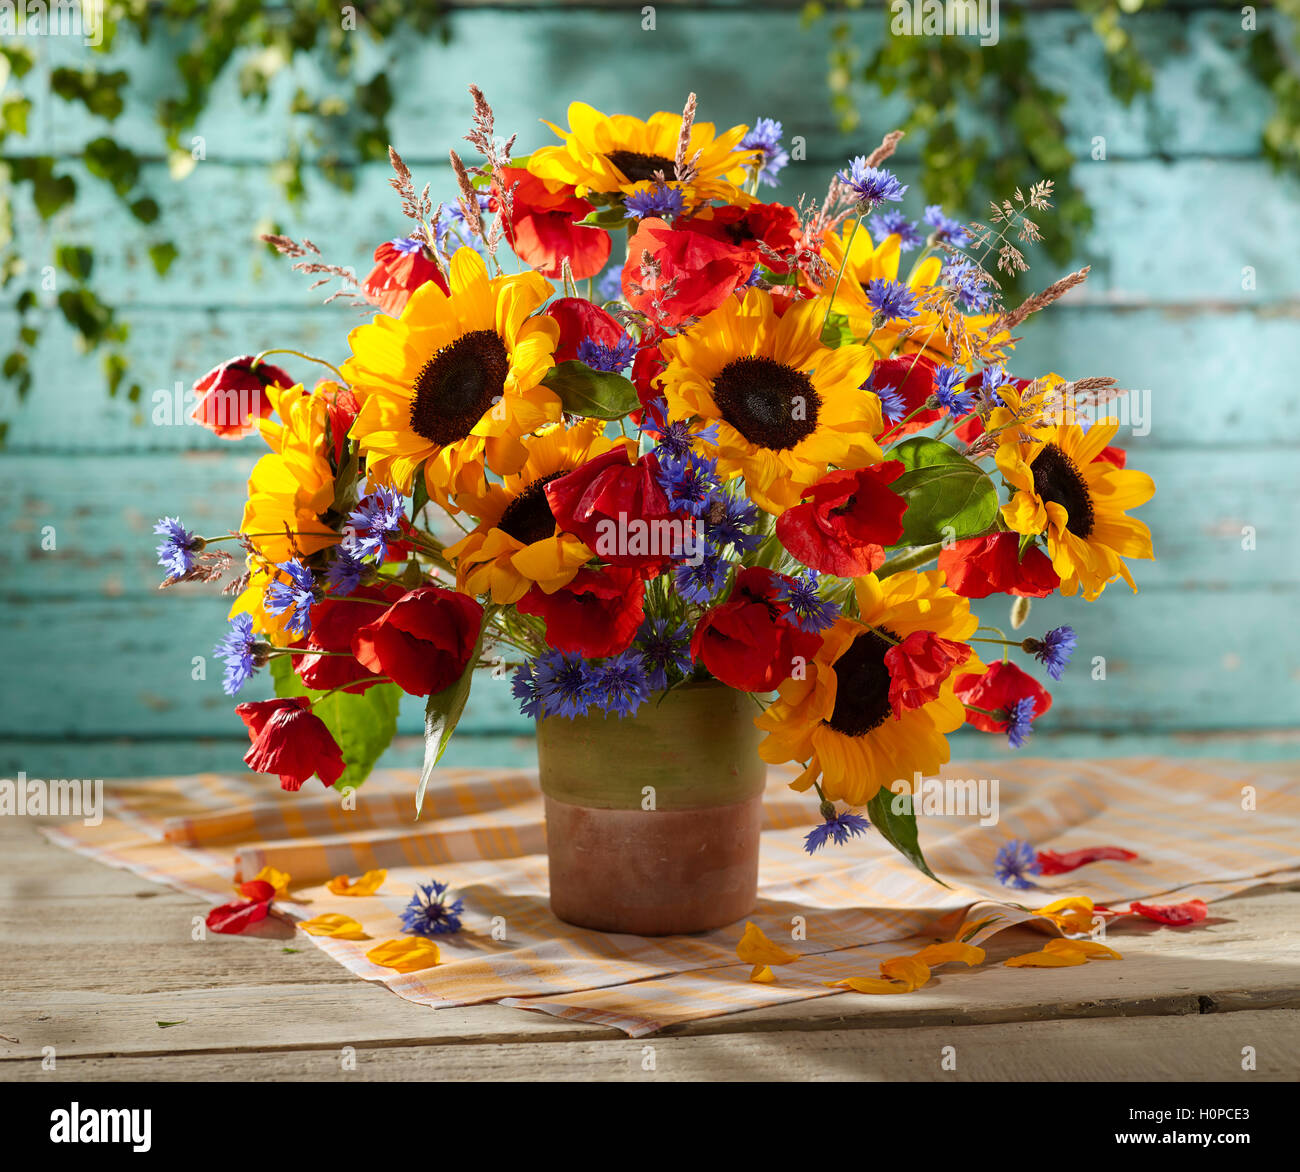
[299,914,369,940]
[366,938,441,972]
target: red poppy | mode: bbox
[545,297,624,363]
[206,878,278,935]
[678,202,802,274]
[500,167,611,280]
[363,237,448,316]
[775,462,906,577]
[1094,443,1127,468]
[190,355,294,439]
[314,380,360,467]
[1129,899,1208,926]
[351,585,483,697]
[936,533,1060,599]
[516,566,645,658]
[630,342,667,412]
[295,584,405,694]
[883,630,972,715]
[545,446,681,571]
[692,568,823,692]
[235,697,346,792]
[871,354,943,439]
[1036,845,1139,875]
[954,661,1052,734]
[622,217,753,326]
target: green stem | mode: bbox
[821,213,862,331]
[876,542,944,577]
[253,348,346,383]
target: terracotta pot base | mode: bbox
[544,793,762,936]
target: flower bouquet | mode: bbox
[157,89,1154,934]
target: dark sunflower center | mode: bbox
[712,356,821,451]
[824,628,899,738]
[497,472,566,546]
[409,329,509,446]
[1031,442,1095,538]
[606,149,677,184]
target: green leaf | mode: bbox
[415,619,489,817]
[889,438,998,545]
[541,360,640,420]
[155,1020,187,1028]
[129,196,160,224]
[819,312,855,348]
[574,203,632,229]
[866,788,946,885]
[55,244,94,281]
[148,241,178,276]
[269,656,401,793]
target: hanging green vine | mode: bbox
[0,0,447,441]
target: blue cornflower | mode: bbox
[642,397,718,459]
[873,381,907,424]
[923,205,970,247]
[933,364,975,415]
[994,838,1041,889]
[804,809,871,855]
[775,570,840,633]
[590,650,652,718]
[154,517,202,580]
[864,277,919,322]
[1028,626,1077,681]
[400,881,464,937]
[213,613,262,697]
[867,208,923,251]
[436,195,493,259]
[980,363,1010,406]
[837,158,907,208]
[577,332,637,372]
[625,181,685,220]
[656,450,722,519]
[674,551,729,605]
[263,560,316,636]
[534,650,594,720]
[740,117,789,187]
[635,617,693,690]
[1005,695,1038,749]
[325,547,367,596]
[388,235,423,255]
[707,493,762,554]
[345,485,405,563]
[944,259,994,313]
[511,662,544,719]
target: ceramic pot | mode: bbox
[537,681,766,935]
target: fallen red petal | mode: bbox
[206,898,272,935]
[1036,846,1139,875]
[1129,899,1209,926]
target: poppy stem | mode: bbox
[876,542,944,576]
[253,348,346,383]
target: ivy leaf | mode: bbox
[866,787,946,886]
[890,438,998,544]
[541,360,639,420]
[269,656,401,793]
[148,241,178,276]
[415,619,488,817]
[55,244,94,281]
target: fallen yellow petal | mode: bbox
[880,955,932,990]
[827,976,913,995]
[1032,896,1097,933]
[298,913,368,940]
[912,941,986,968]
[366,938,441,972]
[1005,949,1088,967]
[737,922,800,969]
[326,869,388,897]
[1045,937,1122,961]
[253,865,292,898]
[749,965,777,984]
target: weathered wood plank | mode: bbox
[5,1010,1296,1081]
[17,7,1276,164]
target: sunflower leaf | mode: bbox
[415,616,490,817]
[867,788,947,886]
[542,360,640,420]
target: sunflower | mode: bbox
[993,388,1155,600]
[756,571,981,807]
[657,288,883,514]
[528,101,757,209]
[443,420,631,604]
[232,383,343,636]
[817,224,1007,366]
[343,248,561,507]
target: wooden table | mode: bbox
[3,815,1298,1082]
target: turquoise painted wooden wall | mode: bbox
[2,1,1298,779]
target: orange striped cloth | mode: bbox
[43,757,1300,1036]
